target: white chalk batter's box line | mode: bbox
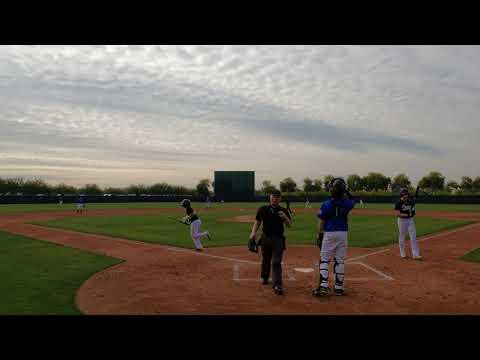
[231,261,394,282]
[167,246,395,281]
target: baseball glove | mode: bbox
[316,232,324,249]
[248,237,258,253]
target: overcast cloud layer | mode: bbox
[0,45,479,187]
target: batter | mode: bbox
[180,199,211,251]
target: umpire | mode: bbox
[248,190,292,295]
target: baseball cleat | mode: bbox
[401,255,407,259]
[195,248,203,252]
[261,278,269,285]
[312,286,329,297]
[334,288,344,296]
[273,285,284,295]
[413,256,423,261]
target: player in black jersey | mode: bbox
[395,187,422,260]
[180,199,211,251]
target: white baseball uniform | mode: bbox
[395,198,421,258]
[190,219,209,250]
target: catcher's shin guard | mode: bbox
[312,260,330,296]
[333,257,345,294]
[319,260,329,288]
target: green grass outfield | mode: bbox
[0,230,122,315]
[32,210,473,249]
[2,201,480,213]
[461,248,480,263]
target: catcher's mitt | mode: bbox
[248,237,258,253]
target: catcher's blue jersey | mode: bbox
[317,199,355,232]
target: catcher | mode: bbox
[313,178,355,297]
[395,187,422,260]
[248,190,292,295]
[180,199,211,251]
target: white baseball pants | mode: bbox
[397,217,420,258]
[190,219,208,250]
[319,231,348,291]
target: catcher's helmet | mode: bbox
[330,178,346,200]
[180,199,191,208]
[400,188,409,197]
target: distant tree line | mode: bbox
[2,172,480,197]
[0,177,198,196]
[260,171,480,195]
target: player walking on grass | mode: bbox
[180,199,211,251]
[76,195,85,214]
[395,187,422,260]
[248,190,292,295]
[305,196,311,208]
[313,178,355,297]
[285,198,294,218]
[205,195,211,208]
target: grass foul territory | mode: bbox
[0,230,122,315]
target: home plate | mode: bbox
[294,267,314,273]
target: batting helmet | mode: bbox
[330,178,347,200]
[400,188,409,197]
[180,199,191,208]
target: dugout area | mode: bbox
[214,171,255,202]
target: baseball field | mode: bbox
[1,201,480,315]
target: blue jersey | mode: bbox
[317,198,355,232]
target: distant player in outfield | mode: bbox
[305,196,311,208]
[313,178,355,297]
[205,195,211,208]
[76,195,85,214]
[180,199,211,251]
[58,193,64,206]
[285,198,294,217]
[395,187,422,260]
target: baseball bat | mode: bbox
[167,216,188,225]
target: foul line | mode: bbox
[346,248,391,263]
[417,222,480,243]
[352,261,394,281]
[167,222,480,280]
[166,246,260,265]
[166,245,391,267]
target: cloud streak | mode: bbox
[0,45,478,186]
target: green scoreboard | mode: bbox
[214,171,255,201]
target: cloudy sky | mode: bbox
[0,45,479,188]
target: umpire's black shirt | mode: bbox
[255,205,291,236]
[395,199,416,218]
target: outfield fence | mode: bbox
[1,194,480,204]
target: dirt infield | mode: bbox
[1,208,480,314]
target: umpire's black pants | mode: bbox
[260,233,285,288]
